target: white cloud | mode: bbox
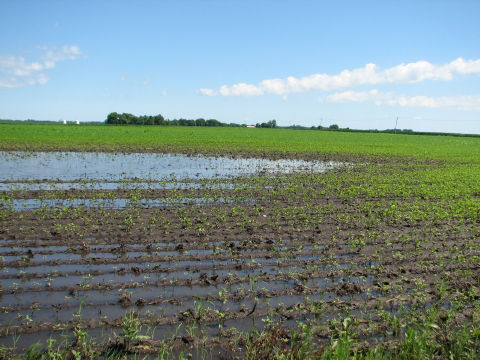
[219,83,264,96]
[324,89,382,103]
[0,45,83,88]
[43,45,82,62]
[36,73,49,85]
[199,88,217,96]
[200,58,480,96]
[320,89,480,111]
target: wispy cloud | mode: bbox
[199,88,217,96]
[200,58,480,96]
[0,45,83,88]
[118,75,152,86]
[320,89,480,111]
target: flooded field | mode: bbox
[0,151,340,181]
[1,151,479,358]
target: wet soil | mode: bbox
[0,152,478,357]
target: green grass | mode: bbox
[1,123,480,163]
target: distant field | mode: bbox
[1,123,480,162]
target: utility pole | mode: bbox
[394,116,398,134]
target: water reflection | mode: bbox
[0,151,344,181]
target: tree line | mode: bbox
[105,112,246,127]
[100,113,480,138]
[255,120,277,128]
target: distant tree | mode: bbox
[118,113,135,125]
[329,124,339,130]
[206,119,222,127]
[154,114,165,125]
[178,118,194,126]
[106,112,121,124]
[195,118,206,126]
[146,116,155,125]
[136,115,147,125]
[105,112,241,128]
[256,119,277,128]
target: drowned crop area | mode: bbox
[0,150,480,359]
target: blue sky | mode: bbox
[1,1,479,133]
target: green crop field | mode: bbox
[1,123,480,163]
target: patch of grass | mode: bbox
[244,315,480,360]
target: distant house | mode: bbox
[62,120,67,125]
[246,125,255,128]
[75,120,80,125]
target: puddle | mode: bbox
[0,273,374,309]
[4,197,240,210]
[0,307,336,355]
[0,253,83,262]
[1,291,73,307]
[0,266,267,290]
[0,246,295,265]
[1,255,357,277]
[0,246,69,254]
[0,151,344,181]
[0,181,238,191]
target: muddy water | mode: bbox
[0,151,343,181]
[0,181,237,191]
[0,152,362,355]
[5,197,240,210]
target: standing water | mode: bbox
[0,151,344,181]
